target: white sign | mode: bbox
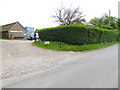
[10,31,23,32]
[45,41,49,45]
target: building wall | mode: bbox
[8,23,27,39]
[0,26,2,38]
[0,31,9,38]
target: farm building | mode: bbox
[0,21,27,40]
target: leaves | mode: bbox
[89,14,118,29]
[38,25,118,45]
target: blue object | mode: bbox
[24,27,34,39]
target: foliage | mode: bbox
[32,41,118,52]
[103,15,118,29]
[117,19,120,41]
[52,5,85,25]
[38,25,118,45]
[89,14,118,29]
[101,25,113,30]
[89,17,102,28]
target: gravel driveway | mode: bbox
[1,40,82,79]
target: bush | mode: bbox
[101,25,113,30]
[117,28,120,41]
[38,25,118,45]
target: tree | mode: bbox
[102,14,118,29]
[89,14,118,29]
[118,19,120,29]
[117,18,120,41]
[89,17,102,28]
[52,5,85,25]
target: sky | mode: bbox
[0,0,119,29]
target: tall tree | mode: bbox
[52,5,85,25]
[89,17,101,27]
[103,14,118,29]
[89,14,118,29]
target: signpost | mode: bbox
[45,41,49,46]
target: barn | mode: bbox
[0,21,27,40]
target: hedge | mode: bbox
[38,25,118,45]
[101,25,113,30]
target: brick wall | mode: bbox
[8,23,27,40]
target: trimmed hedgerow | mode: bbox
[101,25,113,30]
[38,25,118,45]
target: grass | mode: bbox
[0,38,11,40]
[32,41,118,52]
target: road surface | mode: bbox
[5,44,118,88]
[2,40,80,79]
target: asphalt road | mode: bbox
[5,44,118,88]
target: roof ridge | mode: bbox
[2,21,17,26]
[1,21,18,31]
[0,21,27,32]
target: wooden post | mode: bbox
[60,41,62,48]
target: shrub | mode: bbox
[38,25,118,45]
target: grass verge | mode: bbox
[0,38,11,40]
[32,41,118,52]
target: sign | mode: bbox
[45,41,49,45]
[10,31,23,32]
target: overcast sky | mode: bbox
[0,0,119,29]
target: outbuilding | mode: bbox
[0,21,27,40]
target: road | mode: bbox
[5,43,118,88]
[2,40,80,79]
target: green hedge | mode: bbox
[38,25,118,45]
[101,25,113,30]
